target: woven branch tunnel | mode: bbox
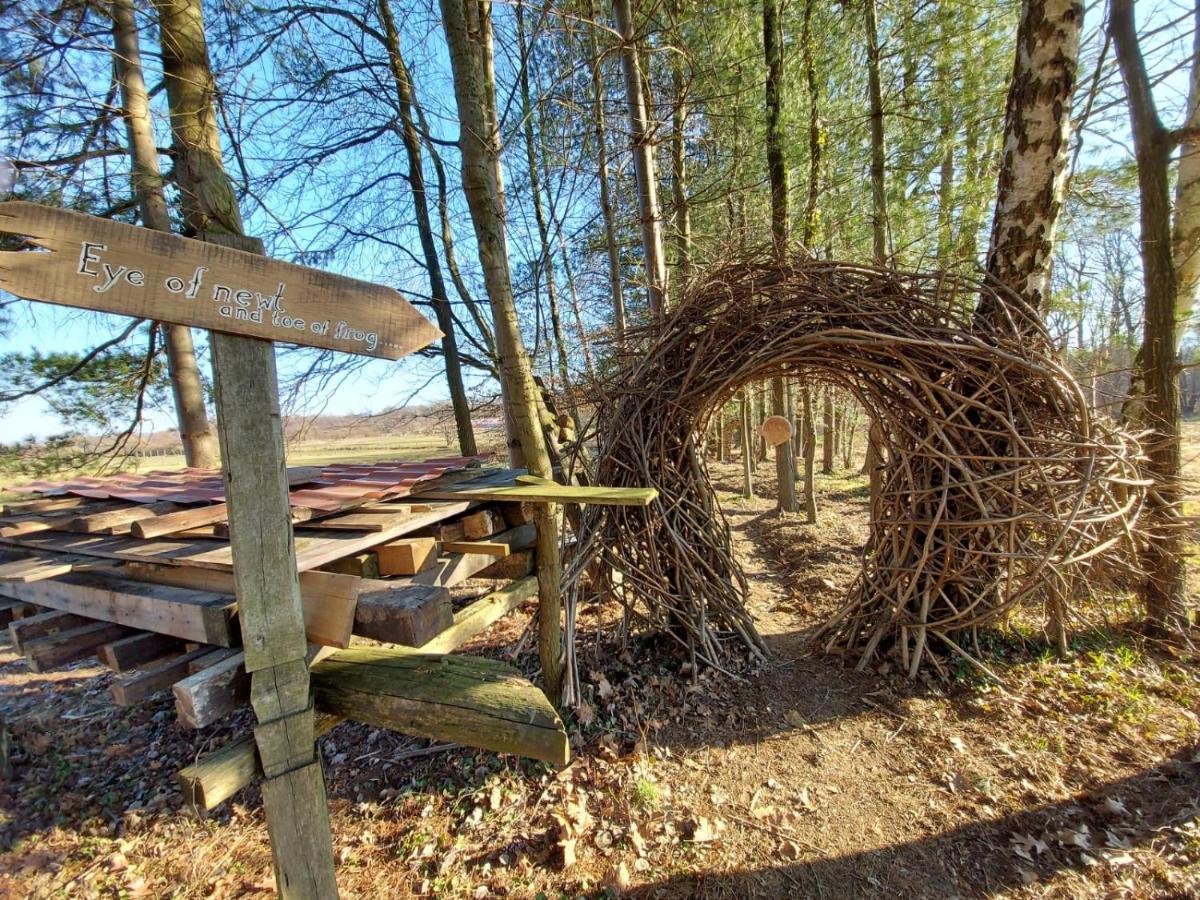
[563,256,1146,703]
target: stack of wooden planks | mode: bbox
[0,461,657,811]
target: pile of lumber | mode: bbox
[0,462,656,810]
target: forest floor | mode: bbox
[0,449,1198,897]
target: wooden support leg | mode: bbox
[533,502,563,706]
[210,320,337,898]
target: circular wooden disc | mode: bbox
[759,415,794,447]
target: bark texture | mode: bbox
[111,0,217,469]
[438,0,565,699]
[982,0,1082,320]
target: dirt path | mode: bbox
[0,463,1197,898]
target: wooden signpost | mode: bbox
[0,202,440,360]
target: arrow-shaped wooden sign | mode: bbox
[0,202,441,360]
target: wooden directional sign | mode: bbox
[0,202,441,360]
[759,414,794,447]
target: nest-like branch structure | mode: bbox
[563,257,1144,701]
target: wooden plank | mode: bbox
[376,537,439,576]
[311,647,569,766]
[67,501,179,534]
[353,583,451,646]
[187,647,237,674]
[174,571,529,813]
[0,555,87,583]
[0,201,441,360]
[0,573,237,646]
[119,563,358,649]
[10,610,92,652]
[477,550,535,581]
[0,500,473,575]
[2,496,92,516]
[318,552,379,579]
[111,647,214,706]
[25,621,129,672]
[173,652,249,729]
[441,540,510,558]
[131,504,230,539]
[417,481,657,507]
[418,575,538,654]
[461,508,504,540]
[97,631,187,673]
[404,524,536,589]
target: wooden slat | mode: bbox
[417,473,657,507]
[0,572,237,646]
[2,496,93,516]
[441,540,510,558]
[10,610,92,652]
[67,501,179,534]
[97,631,187,673]
[311,647,569,766]
[375,537,439,576]
[131,504,230,539]
[403,524,536,588]
[418,575,538,654]
[119,563,358,648]
[353,582,451,646]
[25,621,129,672]
[0,554,90,583]
[111,647,215,706]
[173,652,249,729]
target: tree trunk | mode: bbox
[801,0,821,249]
[611,0,668,318]
[822,390,834,474]
[670,1,692,285]
[800,384,818,523]
[587,0,627,345]
[763,0,797,512]
[378,0,477,455]
[864,0,889,265]
[1173,4,1200,332]
[515,5,579,428]
[153,0,338,893]
[112,0,217,469]
[438,0,566,698]
[1111,0,1191,636]
[740,391,753,499]
[980,0,1083,322]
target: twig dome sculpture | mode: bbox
[563,255,1145,703]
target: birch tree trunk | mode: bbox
[1111,0,1192,636]
[980,0,1082,323]
[378,0,477,455]
[438,0,566,699]
[111,0,217,469]
[612,0,668,318]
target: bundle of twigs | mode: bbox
[562,256,1145,702]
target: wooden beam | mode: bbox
[67,501,178,534]
[375,537,439,576]
[97,631,188,673]
[417,480,657,507]
[174,572,539,813]
[0,599,33,627]
[130,504,230,539]
[10,609,92,652]
[353,582,451,646]
[0,572,237,645]
[173,652,249,729]
[119,563,358,648]
[25,621,129,672]
[405,524,535,588]
[418,575,537,654]
[111,647,213,706]
[311,646,568,766]
[441,540,510,558]
[461,508,504,540]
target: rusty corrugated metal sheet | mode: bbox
[10,456,490,511]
